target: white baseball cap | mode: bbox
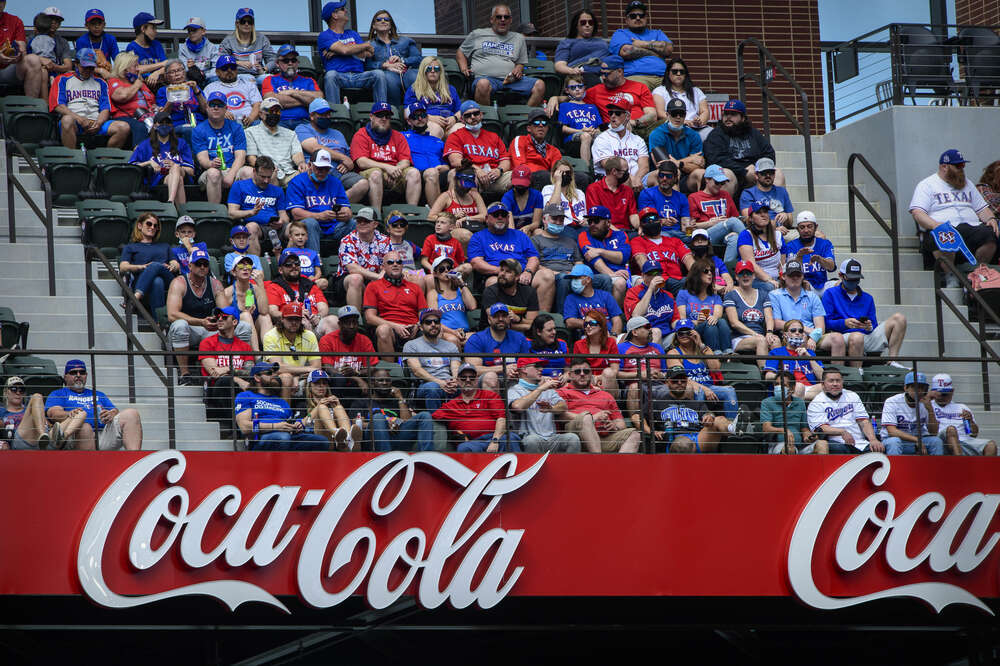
[313,149,333,168]
[690,228,709,240]
[796,210,817,225]
[431,255,455,271]
[185,17,207,29]
[43,6,64,19]
[931,373,953,392]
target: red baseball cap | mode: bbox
[734,260,755,274]
[516,357,546,368]
[638,206,659,221]
[280,301,304,318]
[511,165,531,187]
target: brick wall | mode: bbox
[955,0,1000,25]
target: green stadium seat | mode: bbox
[77,199,131,251]
[36,146,90,206]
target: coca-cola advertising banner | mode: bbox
[0,451,998,615]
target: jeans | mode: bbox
[252,431,330,450]
[694,318,733,353]
[119,116,149,149]
[380,68,418,107]
[457,432,522,452]
[554,274,614,318]
[704,217,745,264]
[301,217,357,253]
[416,381,456,412]
[694,384,739,420]
[324,69,387,105]
[883,435,945,455]
[371,411,434,451]
[133,263,175,311]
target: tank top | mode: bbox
[445,194,479,219]
[673,348,712,386]
[181,274,216,319]
[230,284,259,320]
[436,290,469,330]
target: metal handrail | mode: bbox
[4,138,56,297]
[846,153,900,304]
[736,37,814,202]
[84,246,176,448]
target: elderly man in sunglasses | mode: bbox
[45,360,143,450]
[456,4,545,107]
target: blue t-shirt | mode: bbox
[647,124,703,160]
[155,85,204,128]
[464,328,531,366]
[171,241,209,275]
[764,346,822,384]
[501,189,545,229]
[675,290,723,319]
[76,33,120,62]
[467,227,539,266]
[190,119,247,167]
[121,241,170,266]
[637,186,691,235]
[739,185,794,219]
[126,39,166,68]
[609,28,671,77]
[577,228,631,274]
[783,237,835,290]
[284,172,351,234]
[283,247,322,279]
[129,138,195,187]
[317,29,365,73]
[45,387,115,431]
[768,288,825,327]
[227,178,287,223]
[529,339,569,376]
[558,101,602,144]
[403,85,461,118]
[554,37,609,74]
[234,390,291,425]
[632,284,676,333]
[295,124,350,165]
[262,74,318,122]
[402,130,445,171]
[563,289,623,329]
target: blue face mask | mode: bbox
[843,278,861,291]
[155,125,172,138]
[125,71,139,82]
[773,385,787,400]
[517,379,537,390]
[570,278,585,294]
[547,222,564,235]
[310,171,327,184]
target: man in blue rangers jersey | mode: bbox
[402,102,449,206]
[234,361,330,450]
[45,359,143,450]
[782,211,835,294]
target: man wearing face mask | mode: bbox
[578,205,631,305]
[261,45,321,131]
[637,162,692,239]
[296,98,368,203]
[563,263,623,335]
[822,258,909,370]
[879,371,945,456]
[204,54,261,127]
[443,100,512,194]
[242,97,305,187]
[592,101,650,189]
[647,98,705,193]
[630,207,694,294]
[534,204,612,311]
[402,102,448,205]
[285,149,355,253]
[807,368,882,454]
[760,371,828,454]
[54,48,130,149]
[585,156,640,233]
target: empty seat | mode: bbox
[959,27,1000,100]
[88,147,145,202]
[898,25,956,103]
[36,146,90,206]
[77,199,131,251]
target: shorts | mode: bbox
[198,169,220,186]
[97,413,125,450]
[565,413,636,452]
[862,322,888,353]
[360,166,416,191]
[341,170,363,190]
[958,435,993,455]
[74,119,115,135]
[10,431,35,450]
[473,75,539,98]
[732,334,758,348]
[0,63,21,85]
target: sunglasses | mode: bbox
[462,111,482,119]
[384,259,403,265]
[494,14,512,20]
[737,271,753,277]
[608,109,628,116]
[388,220,408,228]
[424,65,441,73]
[193,260,210,267]
[657,171,675,178]
[237,18,254,25]
[627,12,645,19]
[422,319,441,325]
[570,368,592,375]
[670,69,687,75]
[209,102,227,109]
[758,171,776,177]
[218,64,238,71]
[567,83,585,90]
[530,119,548,126]
[599,69,611,76]
[583,320,601,328]
[279,58,298,64]
[434,265,452,273]
[7,385,24,393]
[373,16,391,22]
[787,328,804,334]
[373,111,392,119]
[458,374,477,382]
[668,111,686,118]
[676,330,693,336]
[142,220,159,227]
[701,268,713,274]
[579,19,594,25]
[67,369,87,376]
[410,112,427,120]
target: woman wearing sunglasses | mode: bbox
[675,257,732,354]
[652,57,710,139]
[219,7,276,83]
[554,9,607,88]
[1,377,85,450]
[404,56,461,139]
[366,10,421,107]
[426,255,477,348]
[119,213,180,314]
[427,168,485,249]
[665,318,740,420]
[763,319,825,400]
[570,309,619,401]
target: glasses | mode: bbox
[142,220,159,227]
[373,16,391,22]
[570,368,592,375]
[209,102,227,109]
[493,14,512,20]
[193,260,210,268]
[462,111,482,119]
[458,374,477,382]
[237,18,254,25]
[787,328,804,334]
[758,171,775,177]
[668,111,686,118]
[7,385,24,393]
[424,65,441,73]
[669,69,687,75]
[388,221,408,228]
[608,109,628,116]
[627,12,645,19]
[373,111,392,119]
[579,19,594,25]
[410,112,427,120]
[530,119,548,126]
[701,268,713,274]
[599,69,611,76]
[676,330,693,337]
[384,259,403,265]
[278,58,298,64]
[566,83,585,90]
[434,265,452,273]
[68,370,87,376]
[657,171,675,178]
[422,319,441,325]
[737,271,753,277]
[583,320,601,328]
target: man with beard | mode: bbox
[403,308,460,412]
[235,361,330,450]
[204,53,261,127]
[265,250,337,336]
[286,149,355,251]
[199,305,255,439]
[365,367,434,452]
[738,157,794,231]
[807,368,883,454]
[510,108,563,189]
[656,365,736,453]
[402,102,448,205]
[578,205,630,304]
[929,373,997,456]
[443,100,512,195]
[433,362,519,452]
[468,201,546,290]
[319,305,376,411]
[45,359,143,450]
[591,101,649,189]
[351,101,420,211]
[363,250,427,358]
[585,156,639,233]
[479,258,539,333]
[782,211,836,294]
[637,161,692,238]
[54,48,129,148]
[909,149,998,268]
[262,301,321,401]
[296,99,368,203]
[242,97,305,187]
[464,303,531,391]
[878,371,945,456]
[702,99,781,192]
[558,358,640,453]
[261,45,321,130]
[630,207,693,294]
[167,248,229,384]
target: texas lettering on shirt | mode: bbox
[932,190,976,205]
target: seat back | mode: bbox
[86,147,133,168]
[959,27,1000,91]
[195,218,235,251]
[178,202,230,219]
[898,25,953,90]
[127,200,179,222]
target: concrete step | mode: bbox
[776,167,844,187]
[0,242,87,262]
[774,149,837,169]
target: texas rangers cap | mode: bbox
[516,357,546,368]
[457,362,477,376]
[406,102,427,117]
[784,259,804,275]
[431,255,455,271]
[749,199,771,213]
[723,99,747,115]
[602,55,625,71]
[734,260,755,274]
[585,205,611,220]
[280,301,304,318]
[235,8,255,20]
[43,7,64,19]
[75,48,98,67]
[419,308,443,323]
[278,248,301,265]
[665,98,687,115]
[460,100,481,115]
[307,369,329,384]
[215,54,238,70]
[931,373,953,392]
[277,44,298,57]
[674,318,695,332]
[309,98,331,114]
[65,359,87,374]
[313,149,334,168]
[839,258,864,279]
[189,248,210,265]
[704,164,728,182]
[321,1,347,20]
[641,259,662,274]
[754,157,776,173]
[185,17,206,30]
[569,264,593,277]
[904,371,929,387]
[638,206,660,221]
[796,210,817,226]
[249,361,279,377]
[666,365,688,379]
[214,304,241,319]
[337,305,361,319]
[486,202,509,216]
[370,101,392,115]
[206,91,228,105]
[626,315,650,333]
[85,9,105,23]
[489,302,510,316]
[132,12,163,30]
[940,149,968,165]
[511,164,531,187]
[175,214,196,229]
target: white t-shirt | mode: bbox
[807,389,870,449]
[908,173,988,228]
[541,184,587,223]
[204,78,262,121]
[592,127,648,176]
[651,85,707,123]
[879,393,932,438]
[932,399,975,433]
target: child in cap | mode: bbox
[178,17,221,83]
[223,225,264,279]
[282,220,326,290]
[557,74,601,161]
[420,212,471,280]
[76,9,119,77]
[384,211,427,290]
[170,215,209,274]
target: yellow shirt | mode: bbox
[262,328,320,366]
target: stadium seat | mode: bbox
[36,146,91,206]
[127,199,178,223]
[296,55,319,81]
[382,204,429,221]
[479,106,504,137]
[439,57,468,97]
[525,58,562,100]
[87,148,145,203]
[958,27,1000,101]
[1,96,55,152]
[177,202,229,219]
[77,199,131,253]
[176,203,232,250]
[0,307,27,350]
[327,104,355,140]
[2,355,61,399]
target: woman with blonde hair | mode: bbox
[404,55,461,138]
[219,7,275,83]
[541,158,587,228]
[107,51,156,147]
[302,371,362,450]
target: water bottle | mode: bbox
[870,416,879,434]
[268,228,282,252]
[303,297,312,317]
[963,418,972,435]
[216,145,227,170]
[342,96,350,110]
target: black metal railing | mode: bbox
[736,37,815,202]
[4,138,56,297]
[847,152,900,304]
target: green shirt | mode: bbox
[760,395,808,444]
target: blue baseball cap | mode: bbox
[250,361,279,377]
[85,9,105,23]
[406,102,427,117]
[569,264,594,278]
[486,202,509,216]
[279,248,302,265]
[308,98,331,114]
[216,55,238,70]
[456,172,476,188]
[370,101,392,115]
[641,259,662,274]
[905,371,929,386]
[321,1,347,20]
[704,164,728,182]
[64,359,87,374]
[230,224,250,238]
[189,248,210,264]
[132,12,163,30]
[723,99,747,115]
[674,318,695,332]
[213,304,241,319]
[277,44,298,58]
[940,149,968,165]
[749,199,771,213]
[308,369,330,384]
[489,302,510,316]
[207,91,228,105]
[235,7,255,20]
[459,100,480,115]
[602,55,625,71]
[585,205,611,220]
[75,48,98,67]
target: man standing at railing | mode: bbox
[909,149,999,282]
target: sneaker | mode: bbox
[178,374,200,386]
[334,427,349,450]
[38,430,50,450]
[732,405,754,435]
[49,422,64,449]
[888,360,911,370]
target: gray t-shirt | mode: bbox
[723,288,771,336]
[460,28,528,78]
[507,383,563,437]
[402,336,459,381]
[532,234,582,273]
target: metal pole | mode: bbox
[89,352,99,439]
[890,25,904,106]
[166,353,176,450]
[825,50,838,130]
[780,378,789,454]
[759,49,770,139]
[153,0,171,29]
[85,254,95,349]
[914,358,923,452]
[981,317,991,411]
[847,156,858,253]
[934,264,945,356]
[6,148,14,243]
[502,356,511,452]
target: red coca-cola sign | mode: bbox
[0,451,997,614]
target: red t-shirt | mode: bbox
[0,12,26,52]
[586,178,637,232]
[107,77,155,119]
[572,337,620,370]
[443,127,508,169]
[318,330,377,370]
[264,279,327,312]
[421,235,466,265]
[349,127,412,166]
[556,385,623,435]
[583,80,654,123]
[509,135,562,173]
[687,190,740,223]
[198,335,255,377]
[362,278,427,326]
[630,235,690,279]
[432,389,504,440]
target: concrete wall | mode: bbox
[819,106,999,233]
